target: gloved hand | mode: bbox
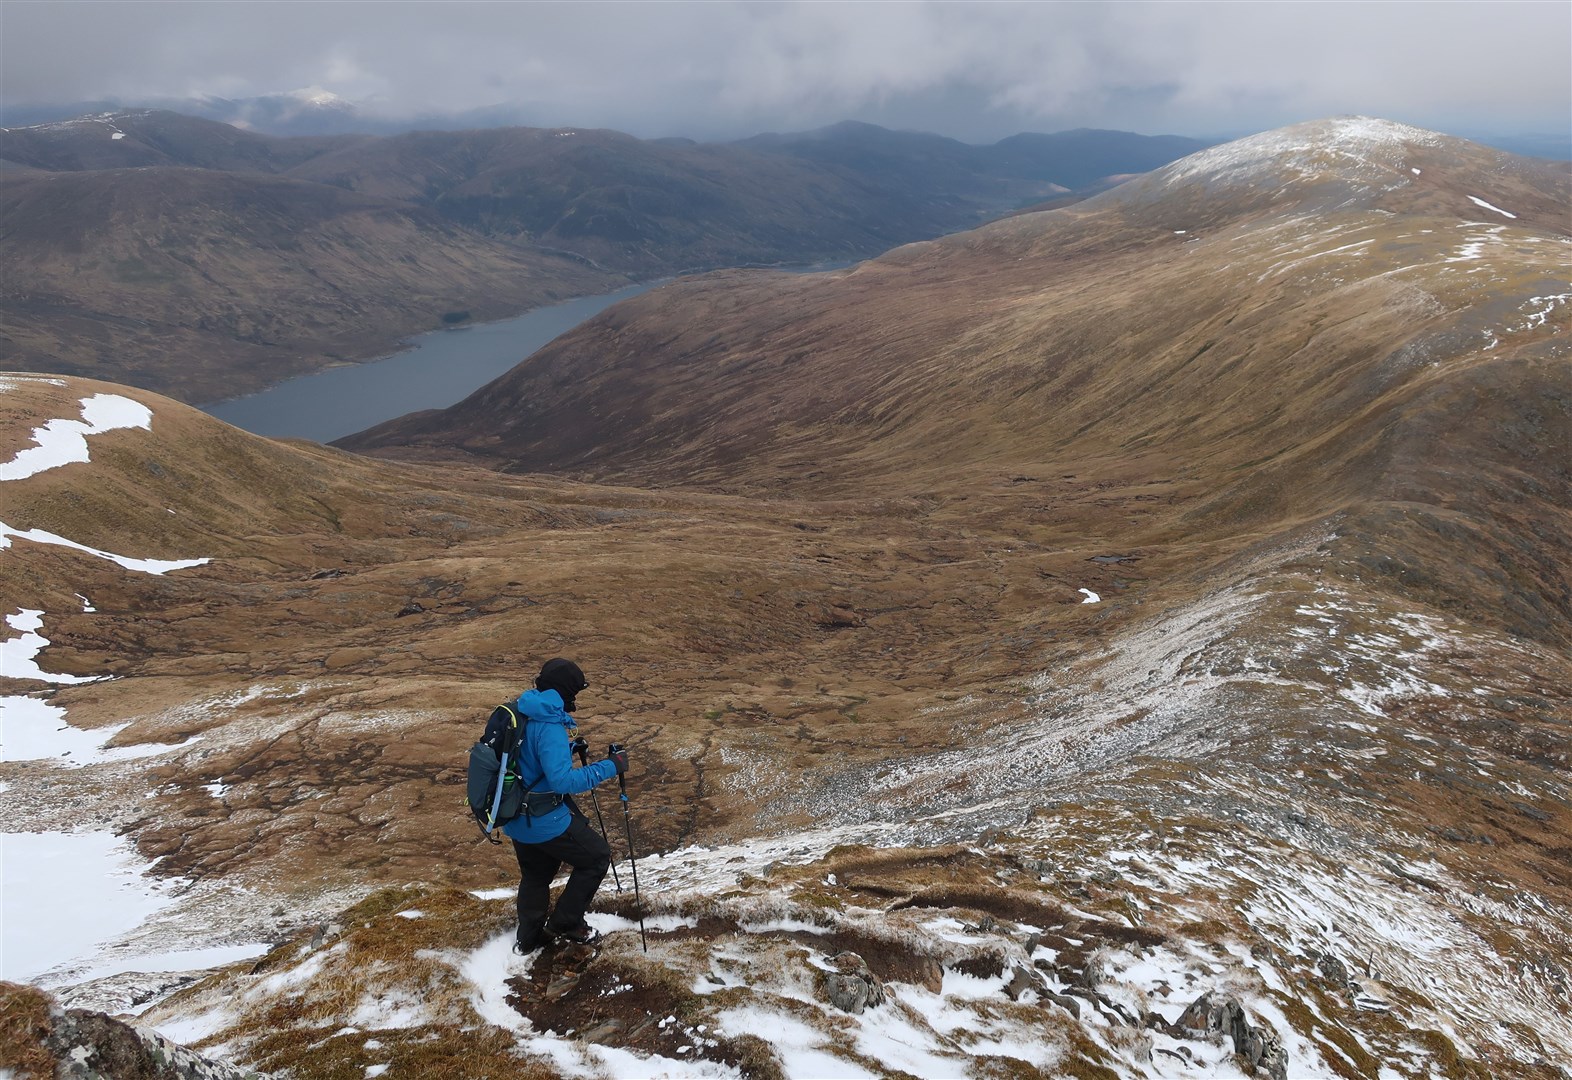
[607,747,628,776]
[569,736,588,761]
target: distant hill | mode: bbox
[0,109,364,173]
[1,110,1211,399]
[0,165,615,403]
[739,121,1211,197]
[280,124,984,275]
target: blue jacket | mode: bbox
[501,688,618,844]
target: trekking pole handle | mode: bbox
[609,742,628,794]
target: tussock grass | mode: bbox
[247,1022,546,1080]
[0,981,56,1079]
[146,884,532,1075]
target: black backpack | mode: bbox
[467,704,525,840]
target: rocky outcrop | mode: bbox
[1177,992,1288,1080]
[0,983,269,1080]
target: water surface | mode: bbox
[201,282,657,443]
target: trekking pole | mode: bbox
[574,740,622,893]
[609,742,648,952]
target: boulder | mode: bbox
[1176,992,1288,1080]
[823,952,885,1014]
[1003,966,1044,1002]
[31,998,271,1079]
[1044,991,1082,1018]
[1311,949,1353,991]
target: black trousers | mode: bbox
[512,805,612,948]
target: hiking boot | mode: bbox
[513,936,547,955]
[548,923,602,946]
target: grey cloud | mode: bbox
[2,0,1566,139]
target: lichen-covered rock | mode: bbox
[1256,1038,1290,1080]
[24,998,272,1080]
[822,951,885,1014]
[1311,949,1353,991]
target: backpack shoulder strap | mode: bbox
[481,703,527,770]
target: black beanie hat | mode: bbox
[536,658,588,711]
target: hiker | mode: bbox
[505,657,628,952]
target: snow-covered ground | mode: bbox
[1,831,180,983]
[1,388,246,999]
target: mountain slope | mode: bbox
[343,118,1572,649]
[740,120,1210,195]
[5,119,1570,1078]
[0,167,617,402]
[6,364,1570,1078]
[1,112,1205,401]
[283,124,984,275]
[0,108,361,173]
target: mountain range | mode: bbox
[0,109,1209,404]
[7,90,1570,162]
[2,118,1569,1078]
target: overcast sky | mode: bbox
[3,1,1568,141]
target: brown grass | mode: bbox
[0,982,56,1079]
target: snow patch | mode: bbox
[1466,195,1516,219]
[453,931,536,1033]
[714,1006,875,1078]
[1079,588,1101,604]
[0,521,209,574]
[1159,116,1442,189]
[0,393,152,481]
[1,608,108,684]
[0,830,177,983]
[78,942,270,985]
[347,988,429,1030]
[149,1004,237,1047]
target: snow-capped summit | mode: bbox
[1158,115,1446,188]
[1076,114,1564,229]
[284,86,352,109]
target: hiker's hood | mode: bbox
[515,687,575,726]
